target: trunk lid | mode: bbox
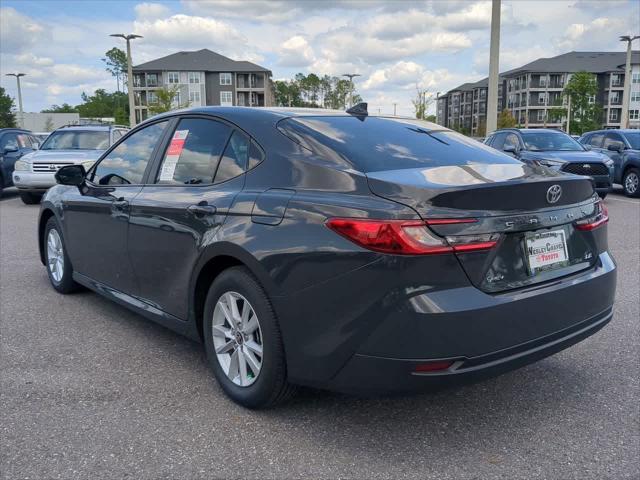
[366,162,601,292]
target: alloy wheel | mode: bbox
[47,229,64,283]
[625,172,639,195]
[212,292,263,387]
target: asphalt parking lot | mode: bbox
[1,187,638,480]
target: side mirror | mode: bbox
[3,145,19,155]
[55,164,86,186]
[503,144,519,155]
[607,143,623,153]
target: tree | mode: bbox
[273,73,363,110]
[497,109,517,128]
[0,87,16,128]
[41,103,78,113]
[550,71,601,135]
[102,47,128,92]
[425,114,436,122]
[148,86,187,115]
[412,87,435,120]
[76,89,128,119]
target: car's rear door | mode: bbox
[127,115,252,320]
[62,119,170,294]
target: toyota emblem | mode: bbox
[583,164,591,169]
[546,184,562,204]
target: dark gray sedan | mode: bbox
[37,106,616,408]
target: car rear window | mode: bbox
[278,116,518,172]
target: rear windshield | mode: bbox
[41,130,109,150]
[278,116,519,172]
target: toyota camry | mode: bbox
[38,105,617,408]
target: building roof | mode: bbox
[133,49,271,73]
[502,50,640,76]
[446,77,491,94]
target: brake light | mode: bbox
[575,201,609,231]
[326,218,498,255]
[414,361,455,373]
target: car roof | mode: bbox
[489,128,567,135]
[581,129,639,135]
[0,128,30,133]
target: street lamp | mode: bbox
[486,0,501,133]
[110,33,143,127]
[5,73,26,128]
[619,35,640,129]
[342,73,361,108]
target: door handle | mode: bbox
[112,198,129,211]
[187,202,217,216]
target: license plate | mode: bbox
[525,230,569,275]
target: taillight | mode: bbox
[575,201,609,231]
[326,218,498,255]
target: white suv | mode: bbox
[12,125,129,204]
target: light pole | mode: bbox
[393,103,397,116]
[485,0,501,133]
[619,35,639,129]
[342,73,361,108]
[110,33,142,127]
[5,73,26,128]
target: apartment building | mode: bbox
[132,49,273,123]
[436,50,640,133]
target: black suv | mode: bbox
[484,128,613,198]
[0,128,38,197]
[579,129,640,198]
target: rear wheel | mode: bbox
[203,267,296,409]
[44,217,80,294]
[20,192,42,205]
[622,168,640,198]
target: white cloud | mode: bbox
[134,2,171,19]
[553,17,636,51]
[277,36,315,67]
[0,7,46,53]
[363,61,453,91]
[15,53,54,67]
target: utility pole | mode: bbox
[486,0,501,133]
[110,33,142,127]
[393,103,397,116]
[566,94,571,134]
[619,35,639,129]
[5,73,26,128]
[342,73,361,108]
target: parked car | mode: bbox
[31,132,51,146]
[579,129,640,198]
[484,128,613,198]
[0,128,39,197]
[39,107,616,408]
[12,124,129,204]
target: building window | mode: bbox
[630,110,639,120]
[611,74,622,86]
[168,72,180,84]
[220,91,233,106]
[146,74,158,87]
[610,91,620,104]
[189,91,201,104]
[538,92,546,104]
[147,91,158,105]
[220,73,232,85]
[609,109,619,122]
[539,76,548,87]
[537,110,545,122]
[633,73,640,84]
[587,94,596,104]
[631,91,640,102]
[188,72,200,84]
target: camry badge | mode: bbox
[546,184,562,204]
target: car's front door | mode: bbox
[0,132,33,187]
[128,116,253,320]
[601,132,626,182]
[62,120,170,294]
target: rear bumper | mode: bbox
[276,251,616,393]
[12,171,56,191]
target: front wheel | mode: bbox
[20,192,42,205]
[622,168,640,198]
[203,267,296,409]
[44,217,80,294]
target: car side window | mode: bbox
[215,130,250,183]
[111,130,123,142]
[91,120,168,186]
[248,140,264,170]
[602,133,624,150]
[491,132,508,150]
[1,133,19,151]
[157,118,231,185]
[588,133,604,147]
[504,133,520,149]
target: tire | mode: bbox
[597,192,608,199]
[622,168,640,198]
[20,192,42,205]
[44,217,80,294]
[203,267,296,409]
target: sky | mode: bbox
[1,0,639,117]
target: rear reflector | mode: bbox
[575,201,609,231]
[326,218,499,255]
[414,361,454,373]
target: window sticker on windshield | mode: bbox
[159,130,189,181]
